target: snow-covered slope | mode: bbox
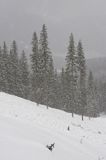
[0,92,106,160]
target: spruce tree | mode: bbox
[38,24,53,106]
[77,41,87,120]
[60,67,66,110]
[19,50,29,99]
[47,55,55,107]
[87,71,99,118]
[0,46,4,91]
[52,69,64,109]
[99,82,106,113]
[8,41,22,96]
[31,32,39,74]
[0,42,9,92]
[65,33,78,117]
[30,32,40,103]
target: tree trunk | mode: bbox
[82,114,84,121]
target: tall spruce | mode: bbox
[19,50,29,99]
[65,33,78,117]
[99,82,106,113]
[30,32,39,103]
[77,41,87,120]
[60,67,67,110]
[87,71,99,118]
[9,41,22,96]
[47,55,55,107]
[53,69,62,109]
[0,42,9,92]
[38,24,53,106]
[0,46,4,91]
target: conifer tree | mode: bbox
[39,24,50,73]
[51,69,61,109]
[60,67,70,111]
[38,24,53,106]
[99,82,106,113]
[19,50,29,99]
[30,32,39,102]
[31,32,39,74]
[0,46,4,91]
[77,41,87,120]
[65,33,78,117]
[8,41,22,96]
[0,42,9,92]
[87,71,99,118]
[47,55,55,107]
[60,67,66,110]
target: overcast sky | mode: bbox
[0,0,106,58]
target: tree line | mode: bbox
[0,24,105,120]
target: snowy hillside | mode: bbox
[0,92,106,160]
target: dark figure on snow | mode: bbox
[46,143,55,151]
[67,126,70,131]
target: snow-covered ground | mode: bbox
[0,92,106,160]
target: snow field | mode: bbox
[0,92,106,160]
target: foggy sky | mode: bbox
[0,0,106,58]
